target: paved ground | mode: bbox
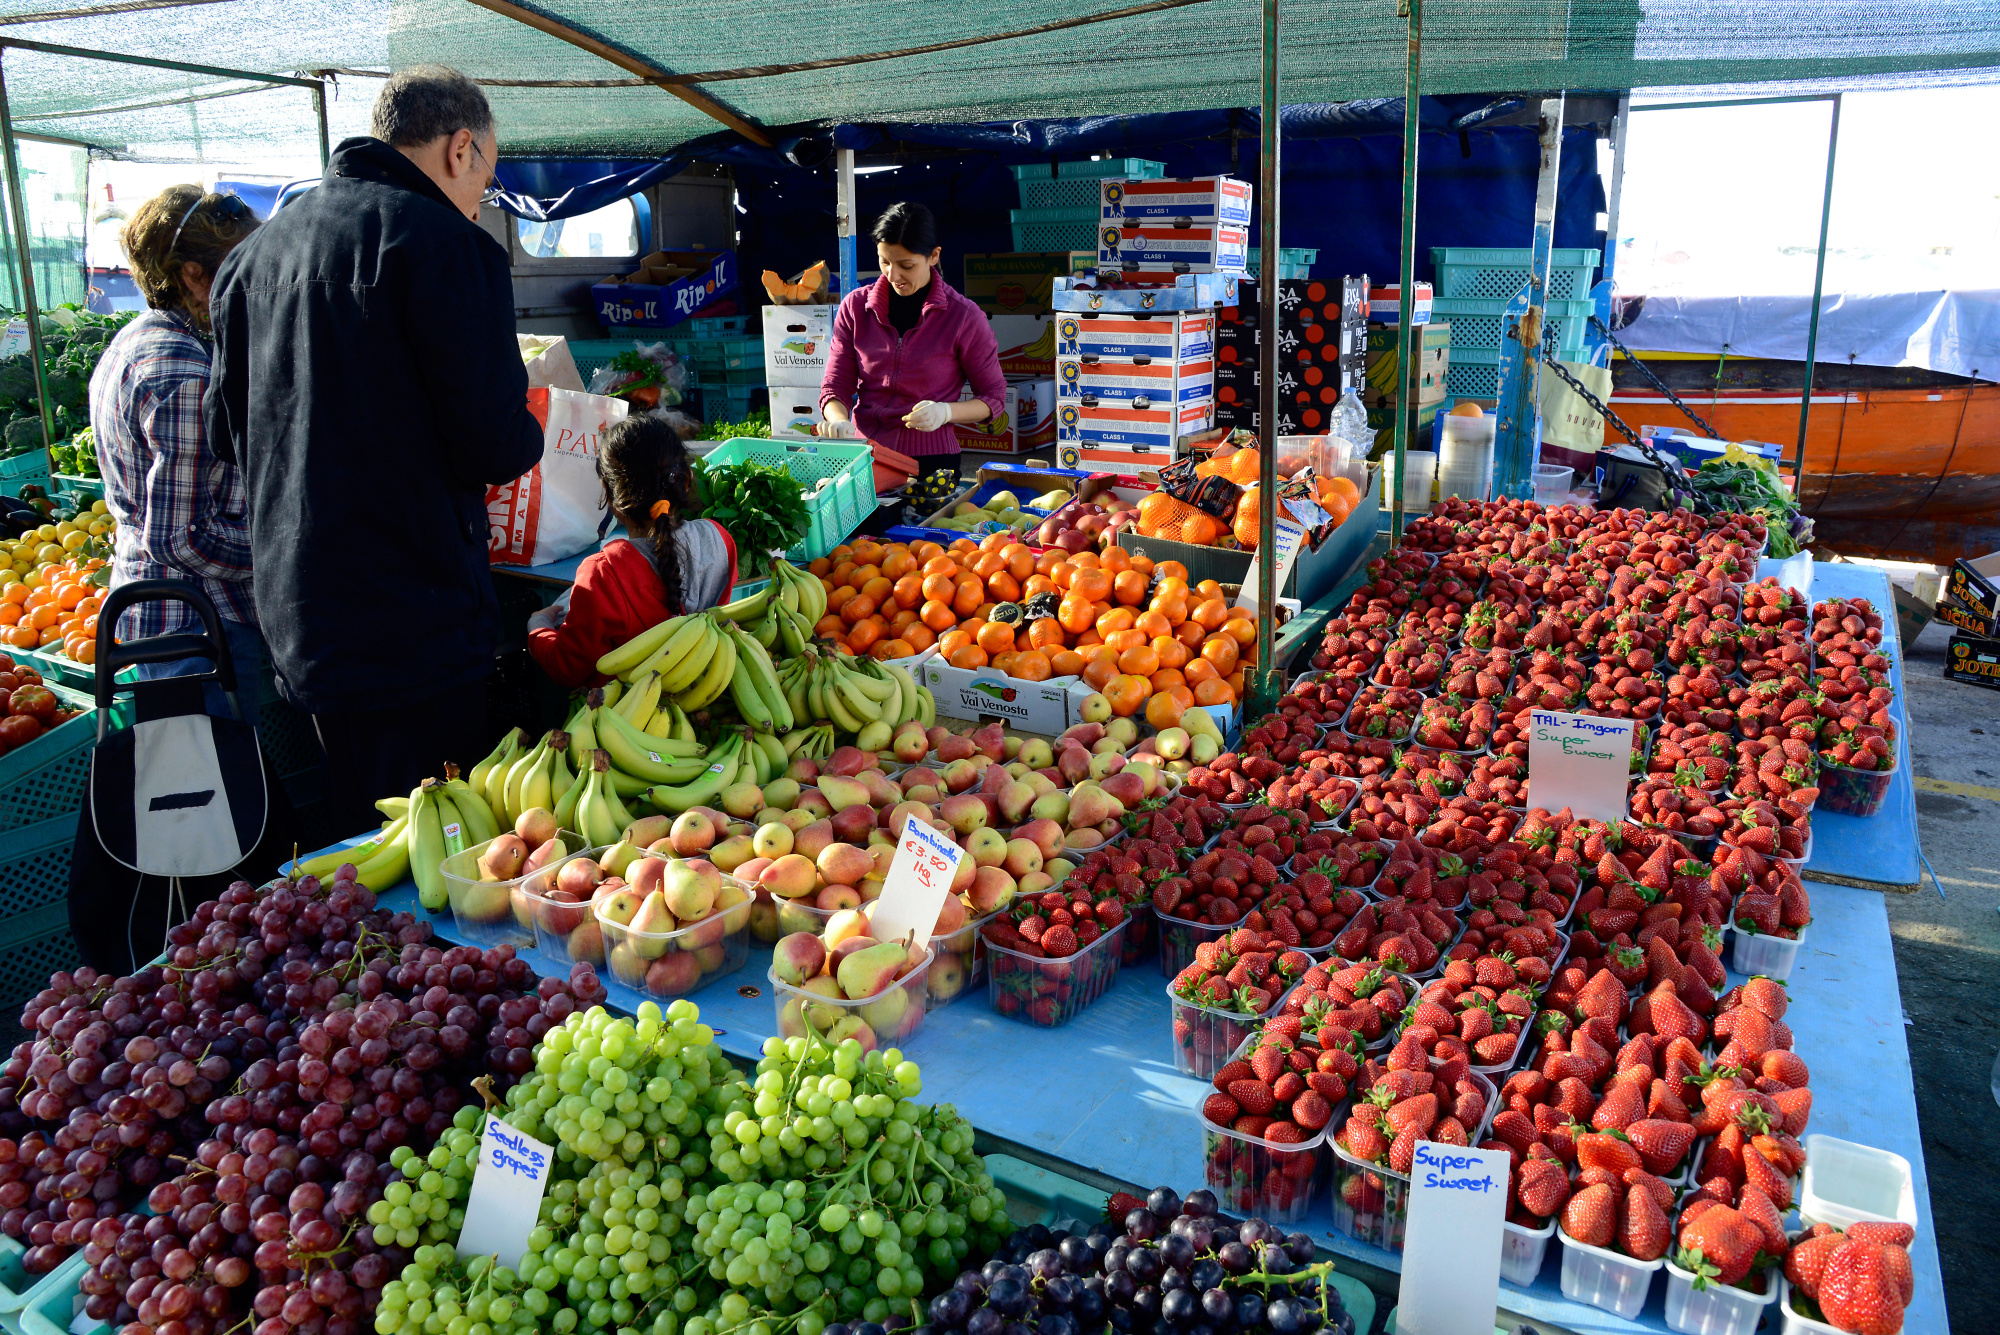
[1864,572,2000,1332]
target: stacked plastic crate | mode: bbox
[1430,247,1602,400]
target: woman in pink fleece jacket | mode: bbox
[817,202,1006,486]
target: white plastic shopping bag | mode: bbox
[486,387,628,567]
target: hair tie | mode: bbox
[650,499,673,519]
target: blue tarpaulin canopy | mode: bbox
[488,97,1607,295]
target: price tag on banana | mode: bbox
[868,819,965,951]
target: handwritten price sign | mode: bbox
[457,1118,555,1268]
[868,818,966,949]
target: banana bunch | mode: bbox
[778,651,934,737]
[467,726,576,832]
[637,727,792,815]
[779,723,835,761]
[292,761,501,906]
[763,558,827,657]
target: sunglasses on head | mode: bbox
[168,191,252,255]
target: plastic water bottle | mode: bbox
[1331,388,1370,450]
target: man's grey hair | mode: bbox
[370,65,493,148]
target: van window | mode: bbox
[517,197,642,259]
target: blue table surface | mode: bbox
[1781,560,1921,891]
[335,557,1938,1333]
[353,875,1941,1335]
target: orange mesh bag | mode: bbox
[1223,447,1263,484]
[1138,492,1223,545]
[1232,486,1298,549]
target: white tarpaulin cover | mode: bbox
[1618,290,2000,381]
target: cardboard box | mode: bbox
[1937,595,1995,639]
[1114,485,1379,607]
[1366,282,1433,325]
[1948,551,2000,628]
[1946,632,2000,691]
[919,659,1079,732]
[1056,355,1214,407]
[964,253,1097,316]
[763,304,836,386]
[1101,176,1253,226]
[1366,398,1444,433]
[767,388,824,441]
[1099,224,1250,274]
[953,383,1018,453]
[1055,311,1214,362]
[991,314,1055,376]
[1364,322,1451,409]
[1056,398,1212,453]
[1013,377,1056,448]
[1052,272,1241,313]
[592,250,738,329]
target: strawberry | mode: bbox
[1625,1119,1694,1175]
[1818,1241,1909,1335]
[1515,1158,1570,1217]
[1201,1092,1240,1124]
[1621,1183,1671,1261]
[1227,1079,1276,1116]
[1249,1041,1290,1083]
[1212,1059,1252,1091]
[1561,1182,1618,1248]
[1846,1221,1915,1248]
[1040,925,1078,956]
[1676,1204,1763,1287]
[1787,1229,1846,1299]
[1737,1183,1788,1256]
[1388,1124,1419,1174]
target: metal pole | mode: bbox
[0,36,322,89]
[835,146,858,299]
[313,78,330,168]
[1494,96,1564,499]
[0,55,56,471]
[1250,0,1279,714]
[1602,93,1630,288]
[1795,93,1840,492]
[1389,0,1421,541]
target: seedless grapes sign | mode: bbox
[458,1118,555,1267]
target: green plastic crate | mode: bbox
[0,1226,89,1335]
[1432,297,1594,355]
[0,450,48,489]
[0,681,109,831]
[692,383,767,425]
[0,900,78,1034]
[51,475,101,501]
[701,437,873,563]
[1010,157,1168,182]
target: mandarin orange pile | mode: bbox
[0,558,107,662]
[804,533,1258,723]
[1134,446,1363,549]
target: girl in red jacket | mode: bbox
[527,416,737,687]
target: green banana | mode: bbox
[733,623,796,732]
[502,733,551,824]
[829,663,884,724]
[724,624,777,733]
[292,813,408,879]
[755,731,789,778]
[597,700,707,780]
[780,727,815,757]
[519,738,558,816]
[645,732,744,814]
[577,752,624,847]
[545,733,574,802]
[676,625,737,711]
[440,769,500,844]
[713,584,773,624]
[410,781,448,911]
[600,678,623,709]
[350,822,412,893]
[375,795,410,820]
[466,728,521,797]
[568,693,600,756]
[596,612,691,679]
[480,730,523,828]
[437,787,471,861]
[915,684,936,728]
[670,702,697,745]
[843,660,898,704]
[553,764,588,831]
[657,616,720,695]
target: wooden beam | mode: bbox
[462,0,771,147]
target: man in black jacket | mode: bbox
[208,65,543,831]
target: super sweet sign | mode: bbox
[1394,1143,1509,1334]
[1526,710,1635,823]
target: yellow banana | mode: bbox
[440,773,500,844]
[519,741,556,816]
[545,734,574,802]
[773,564,800,614]
[644,732,744,814]
[568,694,600,756]
[502,734,550,824]
[883,662,919,724]
[292,813,407,879]
[755,731,790,779]
[466,728,521,796]
[438,787,476,860]
[734,624,795,732]
[725,625,777,732]
[596,613,691,679]
[642,701,676,739]
[481,730,522,828]
[577,753,624,847]
[410,781,448,911]
[600,678,623,709]
[597,700,708,781]
[750,608,780,650]
[817,663,867,732]
[670,702,698,745]
[916,684,936,728]
[374,795,410,821]
[676,626,737,711]
[780,727,814,757]
[350,822,412,893]
[713,584,773,624]
[772,601,807,658]
[830,663,885,722]
[657,616,720,695]
[842,660,898,704]
[618,671,663,729]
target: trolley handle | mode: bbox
[91,580,242,726]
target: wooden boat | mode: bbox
[1602,353,2000,567]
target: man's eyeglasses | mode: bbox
[469,137,503,205]
[167,191,253,256]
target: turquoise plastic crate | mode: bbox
[0,681,107,832]
[51,475,101,501]
[701,437,873,562]
[684,316,748,336]
[1431,246,1602,303]
[1011,158,1165,210]
[693,383,766,425]
[1248,247,1318,267]
[0,1224,90,1335]
[0,450,49,489]
[0,898,79,1031]
[1010,209,1101,254]
[1433,296,1594,355]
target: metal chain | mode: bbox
[1589,314,1726,441]
[1538,350,1703,511]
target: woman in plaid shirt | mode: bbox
[87,186,262,722]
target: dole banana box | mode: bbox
[1013,377,1056,448]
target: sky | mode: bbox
[1609,84,2000,296]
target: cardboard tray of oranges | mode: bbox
[800,531,1264,729]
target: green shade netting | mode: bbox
[0,0,1988,160]
[0,137,86,309]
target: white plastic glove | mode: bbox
[817,416,860,440]
[902,400,952,434]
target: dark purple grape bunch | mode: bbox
[912,1219,1114,1335]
